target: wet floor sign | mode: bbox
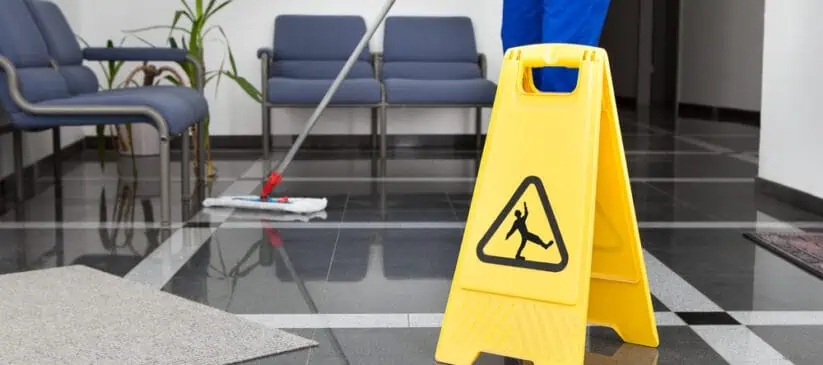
[435,44,659,365]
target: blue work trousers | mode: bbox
[502,0,610,92]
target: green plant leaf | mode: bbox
[195,0,204,17]
[128,34,157,48]
[205,0,233,22]
[123,25,191,35]
[204,0,219,16]
[219,71,262,102]
[164,75,182,85]
[205,72,219,84]
[169,10,192,39]
[75,35,90,48]
[179,0,195,19]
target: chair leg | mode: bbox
[159,137,172,228]
[371,107,378,150]
[181,132,191,201]
[380,105,388,160]
[197,122,206,183]
[51,127,61,181]
[475,107,483,151]
[12,130,24,203]
[262,104,271,162]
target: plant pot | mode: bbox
[117,123,160,156]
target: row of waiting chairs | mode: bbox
[258,15,498,159]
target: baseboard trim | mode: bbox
[204,134,488,150]
[756,177,823,218]
[0,138,85,213]
[678,103,760,127]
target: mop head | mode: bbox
[203,207,328,222]
[203,196,328,214]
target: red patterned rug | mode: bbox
[743,232,823,278]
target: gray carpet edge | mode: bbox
[0,265,318,365]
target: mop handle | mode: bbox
[260,0,398,198]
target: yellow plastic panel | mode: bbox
[435,44,659,365]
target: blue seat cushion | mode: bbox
[267,77,381,105]
[11,87,207,135]
[95,86,209,122]
[383,78,496,105]
[272,60,375,79]
[381,61,481,80]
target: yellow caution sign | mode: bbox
[435,44,659,365]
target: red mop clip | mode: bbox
[260,171,282,201]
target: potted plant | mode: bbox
[77,37,140,171]
[126,0,263,178]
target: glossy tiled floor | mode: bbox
[2,110,823,364]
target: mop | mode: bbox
[202,206,329,222]
[203,0,398,214]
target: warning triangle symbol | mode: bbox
[476,176,569,272]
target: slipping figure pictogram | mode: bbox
[505,202,555,260]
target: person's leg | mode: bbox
[526,232,554,249]
[539,0,611,92]
[516,238,529,260]
[502,0,544,89]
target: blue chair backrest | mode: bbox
[26,0,99,95]
[271,15,374,79]
[0,0,72,115]
[381,16,481,80]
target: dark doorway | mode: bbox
[651,0,680,109]
[599,0,640,108]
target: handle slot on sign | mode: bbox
[510,45,598,96]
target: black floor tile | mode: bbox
[315,229,460,314]
[621,135,709,151]
[0,228,160,277]
[627,154,757,178]
[242,326,728,365]
[166,228,340,314]
[43,152,258,181]
[2,179,233,223]
[641,229,823,311]
[667,118,759,136]
[690,136,760,152]
[649,182,823,222]
[342,208,459,222]
[676,312,740,325]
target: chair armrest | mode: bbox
[0,55,172,136]
[257,47,275,60]
[258,47,275,103]
[478,53,488,78]
[0,105,11,134]
[83,47,188,62]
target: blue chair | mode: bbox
[380,16,497,157]
[257,15,382,160]
[1,0,208,227]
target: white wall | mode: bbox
[759,0,823,199]
[679,0,764,111]
[0,0,86,180]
